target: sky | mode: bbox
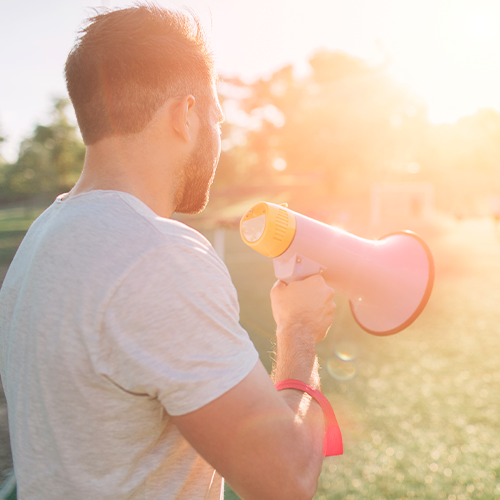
[1,0,500,162]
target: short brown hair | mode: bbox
[65,4,215,145]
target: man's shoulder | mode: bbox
[49,190,210,252]
[6,191,218,294]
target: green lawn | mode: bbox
[0,207,45,267]
[1,207,500,500]
[211,220,500,500]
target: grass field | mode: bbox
[209,218,500,500]
[0,207,45,268]
[1,206,500,500]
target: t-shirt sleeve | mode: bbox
[97,238,259,416]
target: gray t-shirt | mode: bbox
[0,190,259,499]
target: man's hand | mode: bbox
[271,274,336,344]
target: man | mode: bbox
[0,5,338,499]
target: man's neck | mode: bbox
[69,136,182,218]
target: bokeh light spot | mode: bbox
[272,158,287,171]
[407,162,420,174]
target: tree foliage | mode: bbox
[216,50,500,214]
[216,51,428,192]
[1,98,85,201]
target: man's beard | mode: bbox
[175,120,219,215]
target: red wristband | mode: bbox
[275,379,343,457]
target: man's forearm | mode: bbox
[255,275,336,498]
[272,325,321,388]
[270,324,326,497]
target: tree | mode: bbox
[0,133,7,193]
[0,132,5,161]
[420,109,500,213]
[2,98,85,200]
[219,51,429,199]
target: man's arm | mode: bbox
[172,274,336,500]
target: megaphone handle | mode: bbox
[273,254,327,284]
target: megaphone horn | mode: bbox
[240,202,434,336]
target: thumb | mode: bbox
[272,279,287,291]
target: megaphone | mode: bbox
[240,202,434,336]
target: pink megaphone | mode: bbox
[240,202,434,336]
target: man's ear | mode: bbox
[171,95,197,143]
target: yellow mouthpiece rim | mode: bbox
[240,202,296,258]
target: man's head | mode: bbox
[65,4,223,214]
[65,4,216,146]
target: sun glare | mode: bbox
[385,0,500,123]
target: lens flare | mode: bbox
[334,340,359,361]
[327,357,357,381]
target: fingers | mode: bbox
[270,272,338,344]
[271,275,335,301]
[301,274,335,299]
